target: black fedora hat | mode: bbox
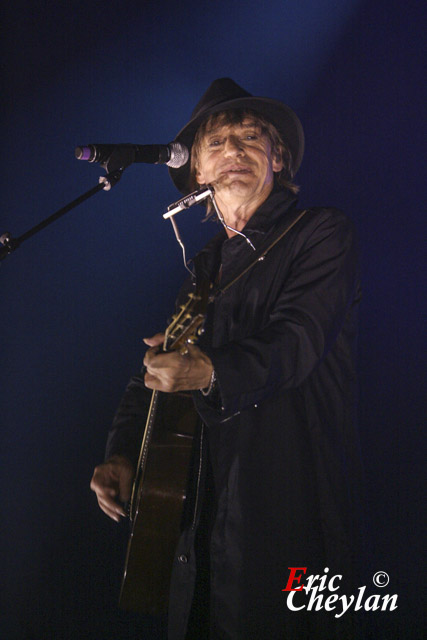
[169,77,304,194]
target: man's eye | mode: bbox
[245,134,257,140]
[208,140,221,147]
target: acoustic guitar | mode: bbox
[119,289,208,615]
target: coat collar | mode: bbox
[193,188,298,282]
[242,187,298,234]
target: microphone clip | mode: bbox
[99,168,126,191]
[100,147,136,175]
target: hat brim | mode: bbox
[168,96,304,194]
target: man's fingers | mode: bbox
[144,349,187,375]
[143,333,165,347]
[143,344,212,392]
[97,496,126,522]
[93,485,127,520]
[144,371,170,392]
[90,474,117,497]
[90,458,133,521]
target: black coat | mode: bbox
[107,189,366,639]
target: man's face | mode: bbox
[194,118,283,207]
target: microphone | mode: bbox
[75,142,189,169]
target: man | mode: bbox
[91,78,365,639]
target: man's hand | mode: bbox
[143,333,213,392]
[90,455,135,522]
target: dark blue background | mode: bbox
[1,1,424,638]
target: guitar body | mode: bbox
[119,391,199,614]
[119,291,208,615]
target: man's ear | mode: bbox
[272,149,284,173]
[195,166,206,185]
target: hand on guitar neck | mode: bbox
[143,332,213,393]
[90,455,134,522]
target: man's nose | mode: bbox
[223,135,244,156]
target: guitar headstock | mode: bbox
[163,292,206,353]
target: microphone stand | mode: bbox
[0,165,125,262]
